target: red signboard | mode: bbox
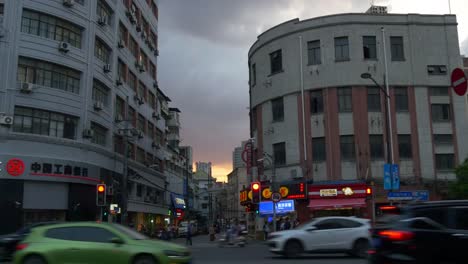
[242,142,252,175]
[451,68,467,96]
[308,183,369,199]
[6,159,25,176]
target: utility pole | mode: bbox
[121,95,130,225]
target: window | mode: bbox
[137,114,145,132]
[269,50,283,74]
[390,36,405,61]
[413,208,449,227]
[338,87,352,112]
[430,87,449,96]
[92,80,109,106]
[0,4,4,15]
[127,71,137,92]
[114,134,124,154]
[310,90,323,114]
[151,1,158,20]
[45,227,115,243]
[363,36,377,59]
[117,59,126,82]
[156,128,164,145]
[369,135,384,160]
[21,9,82,48]
[273,142,286,166]
[453,208,468,230]
[91,122,107,146]
[340,136,355,160]
[118,22,128,45]
[137,148,145,163]
[367,87,381,112]
[435,154,455,171]
[148,91,156,110]
[115,96,125,119]
[427,65,448,75]
[315,219,342,230]
[129,36,138,58]
[146,153,154,165]
[271,97,284,122]
[398,135,412,159]
[147,122,154,139]
[128,107,136,127]
[394,87,408,112]
[94,38,111,64]
[250,63,256,86]
[431,104,451,122]
[307,40,321,65]
[17,57,81,94]
[202,203,208,209]
[140,50,148,71]
[334,37,349,61]
[136,183,143,197]
[434,134,453,145]
[138,81,146,100]
[142,17,149,35]
[97,0,112,25]
[312,137,326,162]
[13,106,78,139]
[149,62,156,80]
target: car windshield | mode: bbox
[112,224,148,240]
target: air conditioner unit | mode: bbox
[127,12,136,23]
[141,32,147,40]
[58,42,70,52]
[134,95,144,105]
[93,101,104,111]
[136,25,142,32]
[139,64,146,73]
[148,41,154,51]
[151,141,160,149]
[154,49,159,57]
[152,112,160,120]
[115,114,124,122]
[116,77,123,86]
[134,60,141,70]
[118,39,125,48]
[20,82,34,93]
[103,64,111,73]
[132,129,144,138]
[63,0,75,7]
[290,168,303,179]
[97,16,107,26]
[0,115,14,126]
[153,81,158,89]
[82,129,94,139]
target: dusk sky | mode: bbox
[157,0,468,181]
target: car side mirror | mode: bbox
[306,226,317,232]
[110,237,124,245]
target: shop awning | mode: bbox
[308,198,366,210]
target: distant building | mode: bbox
[196,162,212,177]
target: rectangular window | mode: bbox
[117,59,126,82]
[136,184,143,197]
[398,135,412,159]
[251,63,256,86]
[138,81,146,101]
[94,38,111,63]
[139,50,148,71]
[137,114,145,133]
[127,71,137,92]
[17,57,81,94]
[434,134,453,145]
[273,142,286,166]
[92,80,109,106]
[269,49,283,74]
[334,37,349,61]
[128,107,136,127]
[369,135,384,160]
[21,9,82,48]
[338,87,352,112]
[129,36,138,58]
[310,90,324,114]
[271,97,284,122]
[312,137,326,162]
[91,122,107,146]
[149,62,156,80]
[113,134,124,154]
[340,135,355,160]
[390,36,405,61]
[147,122,154,139]
[0,4,4,15]
[148,91,156,110]
[435,154,455,171]
[97,0,112,25]
[431,104,451,122]
[363,36,377,59]
[115,96,125,119]
[137,148,145,164]
[307,40,321,65]
[427,65,448,75]
[151,1,158,20]
[156,128,164,145]
[367,87,381,112]
[394,87,408,112]
[118,22,128,45]
[430,87,449,96]
[13,106,78,139]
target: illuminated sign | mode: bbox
[259,200,295,215]
[279,186,289,197]
[262,188,272,199]
[240,190,248,203]
[6,159,25,176]
[342,187,354,196]
[31,162,89,177]
[320,189,338,197]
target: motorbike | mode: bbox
[218,230,247,247]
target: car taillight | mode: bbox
[378,230,414,241]
[16,243,28,251]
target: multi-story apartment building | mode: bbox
[196,161,212,177]
[0,0,195,234]
[248,11,468,221]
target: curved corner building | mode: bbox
[248,12,468,219]
[0,0,172,234]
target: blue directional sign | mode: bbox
[412,190,429,201]
[392,164,400,190]
[387,190,429,201]
[259,200,295,215]
[384,164,392,190]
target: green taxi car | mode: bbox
[13,222,191,264]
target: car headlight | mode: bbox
[163,250,190,258]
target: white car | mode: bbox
[267,216,371,258]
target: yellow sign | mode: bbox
[279,186,289,197]
[262,188,272,199]
[248,190,253,200]
[320,189,338,197]
[342,187,354,196]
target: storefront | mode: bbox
[308,182,372,218]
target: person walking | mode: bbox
[284,218,291,230]
[186,222,193,246]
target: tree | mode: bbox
[448,159,468,199]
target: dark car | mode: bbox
[369,200,468,264]
[0,222,59,261]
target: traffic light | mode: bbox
[251,182,261,204]
[366,187,372,195]
[96,184,106,206]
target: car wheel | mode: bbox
[23,255,47,264]
[284,240,303,258]
[133,255,157,264]
[352,239,370,258]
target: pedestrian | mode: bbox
[280,220,285,231]
[263,223,270,240]
[186,222,193,246]
[284,218,291,230]
[209,225,216,241]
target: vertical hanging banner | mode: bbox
[383,164,392,190]
[242,141,253,177]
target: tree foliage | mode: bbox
[448,159,468,199]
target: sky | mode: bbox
[157,0,468,182]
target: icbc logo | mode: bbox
[6,159,25,176]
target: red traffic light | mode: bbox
[252,182,260,191]
[97,184,106,193]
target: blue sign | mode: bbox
[384,164,392,190]
[171,194,186,209]
[392,164,400,190]
[412,190,429,201]
[387,190,429,201]
[259,200,295,215]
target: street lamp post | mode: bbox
[261,152,277,232]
